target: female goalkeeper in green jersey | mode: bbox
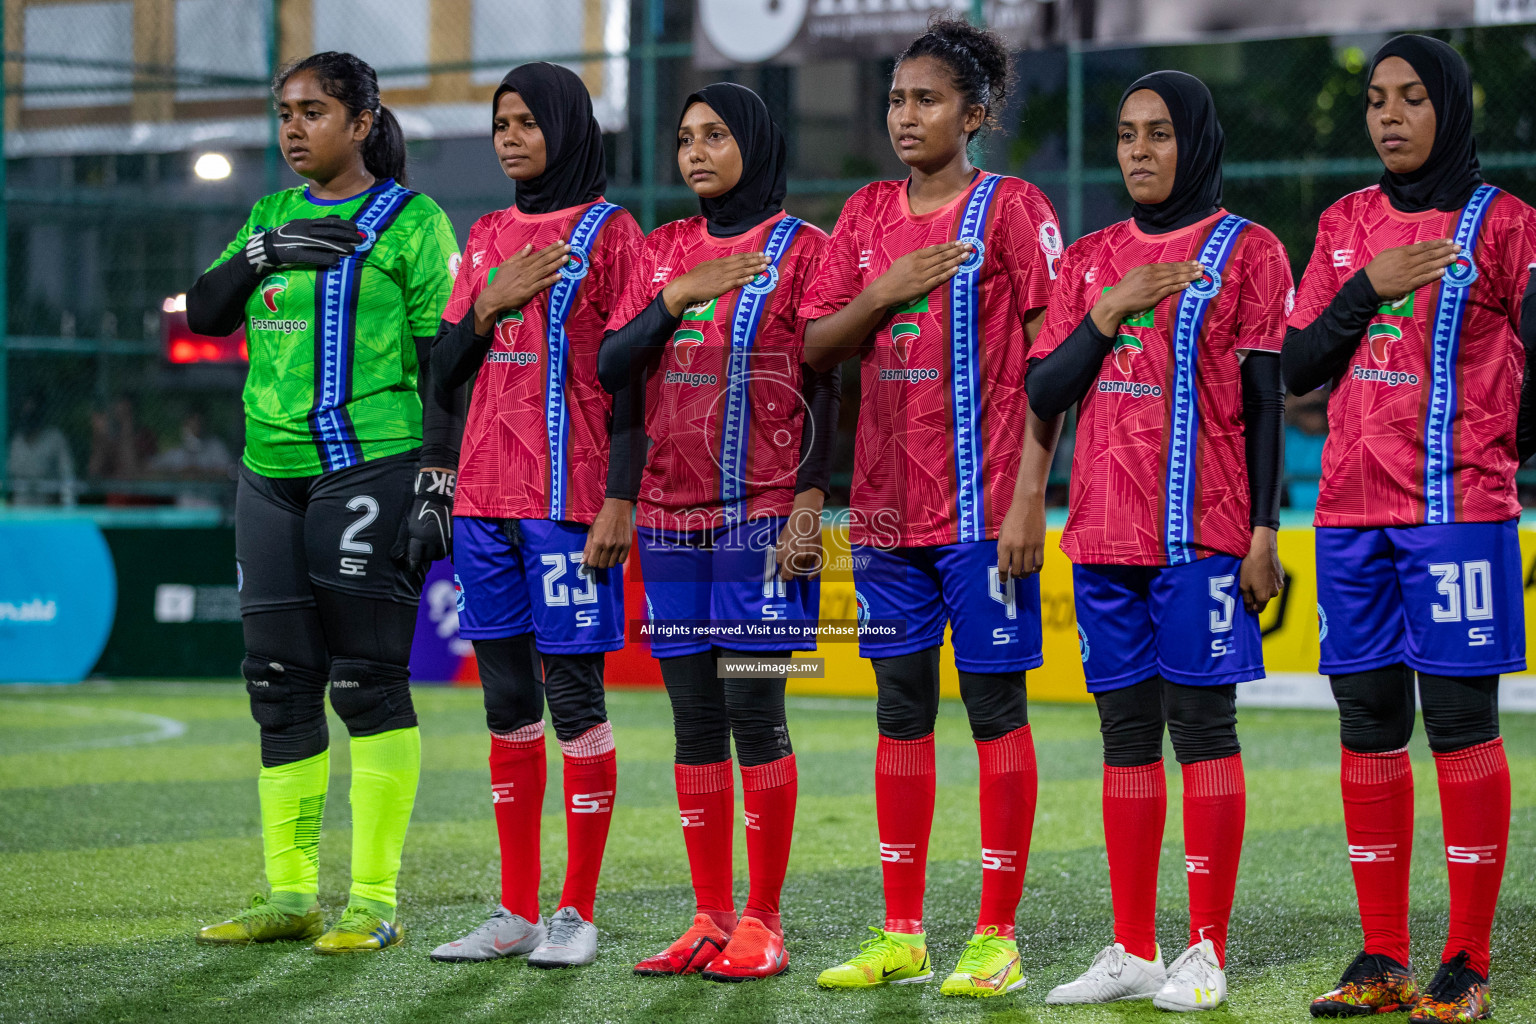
[185,50,461,954]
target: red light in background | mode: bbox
[161,305,247,364]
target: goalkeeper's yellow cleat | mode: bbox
[195,894,324,945]
[817,926,932,989]
[939,927,1025,998]
[312,905,403,954]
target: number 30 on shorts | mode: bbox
[1428,559,1495,646]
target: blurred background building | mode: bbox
[4,0,1536,516]
[3,2,1536,685]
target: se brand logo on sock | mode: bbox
[1446,844,1498,865]
[570,791,613,814]
[981,849,1017,872]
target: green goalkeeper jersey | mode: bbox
[212,178,459,477]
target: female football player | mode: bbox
[425,62,643,971]
[1285,36,1534,1023]
[186,52,460,953]
[598,82,838,982]
[797,16,1061,998]
[1025,71,1288,1012]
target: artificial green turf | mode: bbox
[1,682,1532,1023]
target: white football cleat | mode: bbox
[429,906,545,962]
[1153,939,1228,1012]
[1045,942,1166,1004]
[528,905,599,968]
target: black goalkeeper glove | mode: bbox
[393,468,455,573]
[245,216,362,272]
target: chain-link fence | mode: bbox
[5,0,1536,516]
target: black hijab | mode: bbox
[681,83,788,237]
[1118,71,1224,234]
[493,62,606,215]
[1367,35,1482,213]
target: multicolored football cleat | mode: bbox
[817,927,933,989]
[194,894,324,945]
[1310,950,1420,1017]
[312,905,403,954]
[1408,952,1492,1023]
[702,917,788,982]
[634,913,731,976]
[938,927,1025,997]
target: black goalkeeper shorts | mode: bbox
[236,448,424,613]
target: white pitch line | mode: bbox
[0,701,188,752]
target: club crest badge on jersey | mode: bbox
[743,264,779,295]
[1186,264,1221,299]
[855,589,870,627]
[1038,221,1063,279]
[352,226,378,255]
[559,245,591,281]
[1443,253,1478,289]
[957,235,986,273]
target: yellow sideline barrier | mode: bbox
[791,524,1536,701]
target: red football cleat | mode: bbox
[702,917,788,982]
[633,914,731,976]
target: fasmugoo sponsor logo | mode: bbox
[665,370,718,386]
[0,597,57,622]
[1098,379,1163,398]
[486,350,539,365]
[1352,365,1419,387]
[880,366,939,382]
[249,318,308,332]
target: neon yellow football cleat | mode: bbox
[195,894,325,945]
[817,926,933,989]
[939,927,1025,997]
[312,905,403,954]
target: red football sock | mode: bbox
[1341,746,1413,965]
[1103,760,1166,962]
[876,734,936,934]
[740,754,798,938]
[676,760,737,934]
[975,726,1038,939]
[1434,739,1510,978]
[1182,754,1246,966]
[557,722,616,922]
[489,723,547,922]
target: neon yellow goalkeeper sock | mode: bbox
[258,749,328,915]
[347,727,421,916]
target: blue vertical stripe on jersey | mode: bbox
[948,173,1002,544]
[1164,214,1249,564]
[309,182,413,472]
[719,216,805,526]
[544,202,620,521]
[1424,184,1499,525]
